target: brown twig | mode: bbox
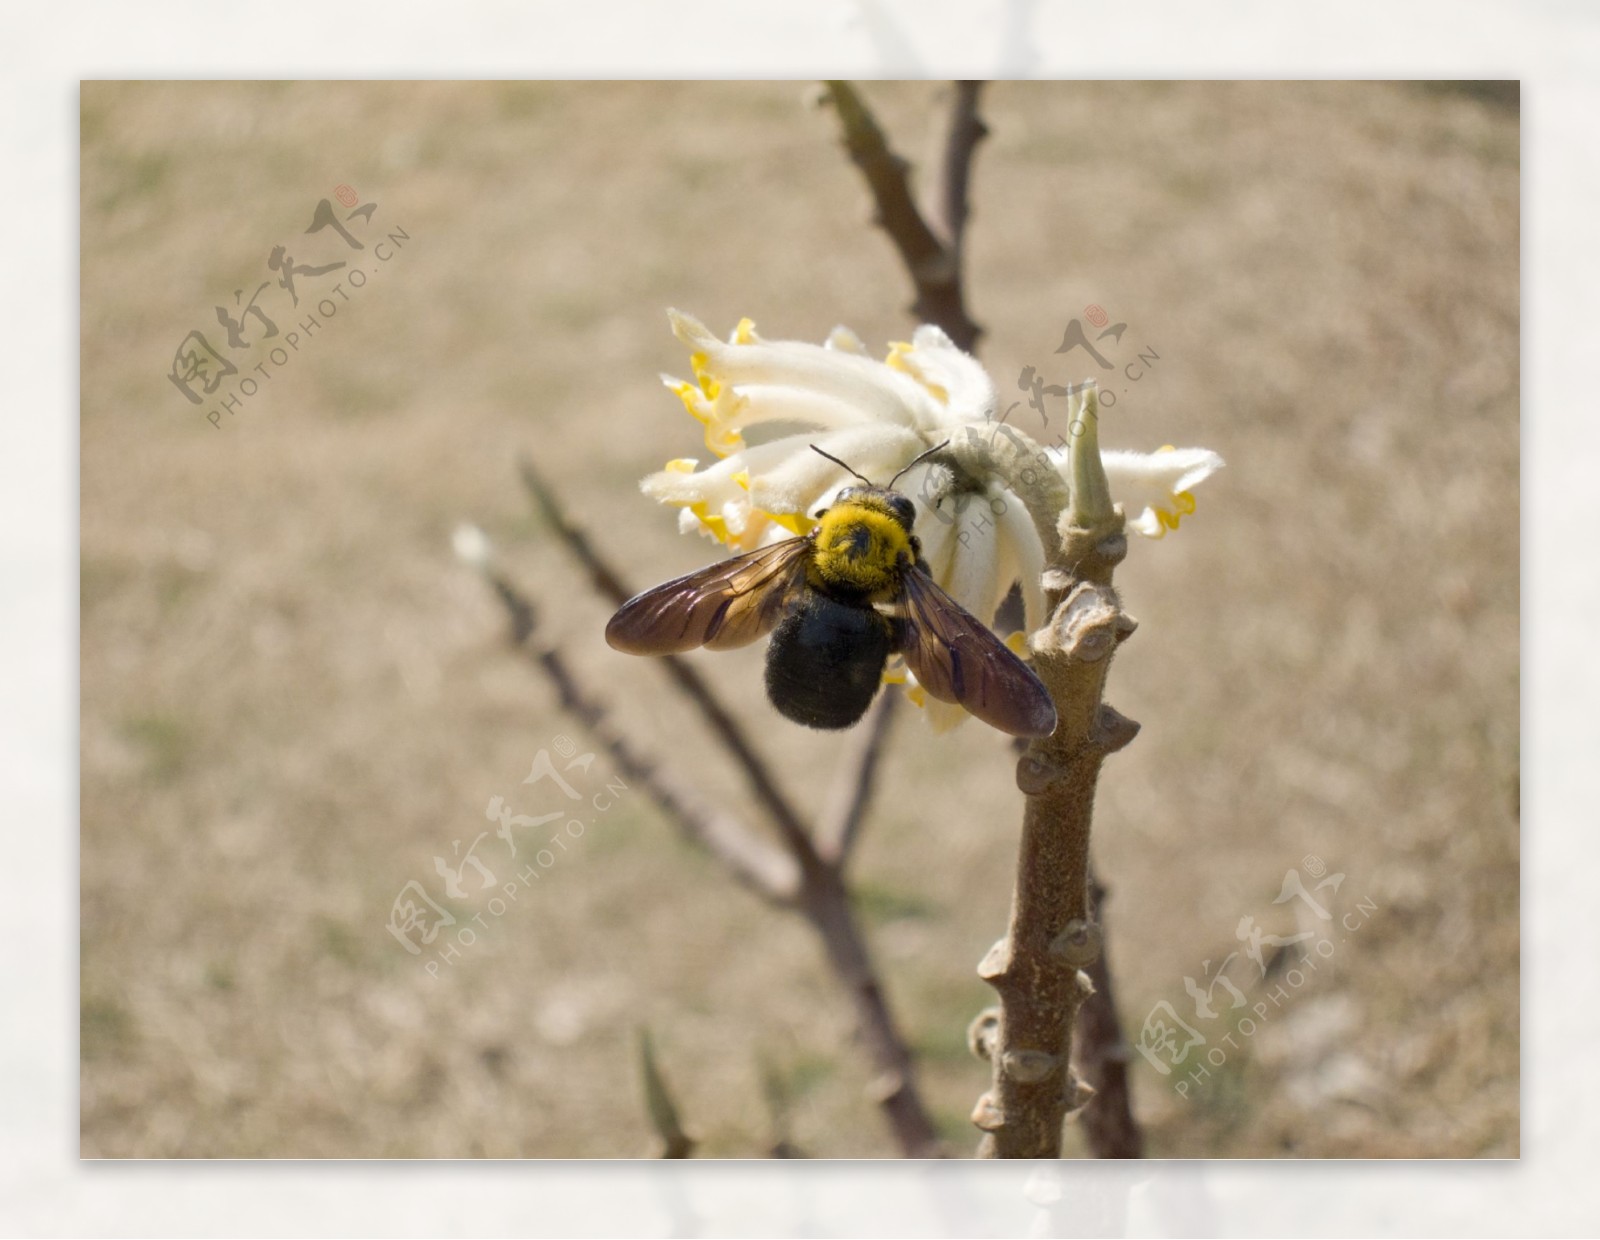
[969,392,1140,1158]
[932,81,987,257]
[818,84,1144,1156]
[816,690,898,868]
[822,81,984,350]
[475,79,1002,1161]
[518,456,817,860]
[486,569,800,904]
[800,859,943,1156]
[516,457,634,603]
[1072,866,1144,1157]
[479,549,944,1156]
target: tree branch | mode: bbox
[517,456,634,604]
[800,859,944,1156]
[816,690,899,868]
[1072,865,1144,1157]
[822,80,984,350]
[518,455,818,864]
[932,81,987,257]
[483,568,801,904]
[475,511,944,1156]
[969,390,1139,1158]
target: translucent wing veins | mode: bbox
[605,536,814,655]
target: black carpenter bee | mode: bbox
[605,445,1056,737]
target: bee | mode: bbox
[605,444,1057,737]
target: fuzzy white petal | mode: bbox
[943,510,1003,623]
[668,309,940,430]
[1046,444,1225,540]
[993,487,1047,635]
[899,323,998,424]
[746,425,929,515]
[1101,447,1225,497]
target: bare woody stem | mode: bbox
[1073,867,1144,1157]
[518,457,815,857]
[798,860,944,1156]
[487,477,943,1157]
[485,569,800,903]
[932,82,986,263]
[966,390,1142,1158]
[817,690,898,868]
[816,76,1145,1150]
[823,80,985,351]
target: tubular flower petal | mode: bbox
[1096,446,1225,540]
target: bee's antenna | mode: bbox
[810,445,873,485]
[887,440,952,490]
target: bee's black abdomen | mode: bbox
[764,595,893,730]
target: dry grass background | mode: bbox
[80,80,1518,1158]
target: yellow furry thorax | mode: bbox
[807,494,913,598]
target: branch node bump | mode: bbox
[1064,1073,1097,1116]
[1048,918,1103,968]
[1039,583,1122,663]
[1001,1049,1059,1084]
[1092,705,1141,755]
[977,938,1012,981]
[1094,532,1128,564]
[1040,568,1073,594]
[970,1092,1006,1132]
[1015,752,1069,796]
[967,1007,1000,1061]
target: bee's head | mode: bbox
[808,440,949,533]
[834,486,917,531]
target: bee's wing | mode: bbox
[898,568,1058,737]
[605,535,813,655]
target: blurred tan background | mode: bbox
[80,80,1518,1158]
